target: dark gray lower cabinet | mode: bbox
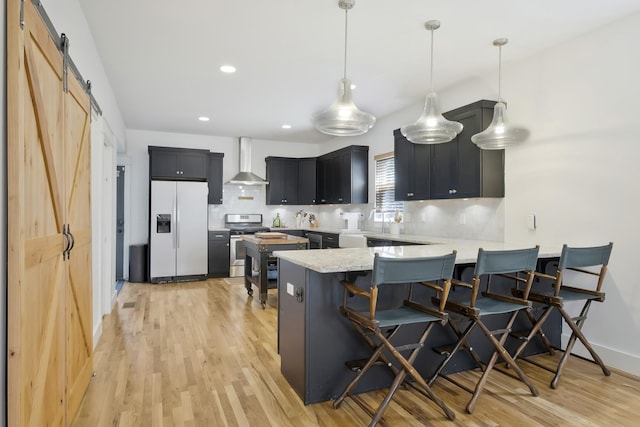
[321,233,339,249]
[208,231,230,278]
[366,238,421,247]
[277,257,561,405]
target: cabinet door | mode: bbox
[208,153,224,204]
[430,140,457,199]
[322,233,340,249]
[282,159,299,204]
[208,232,230,278]
[430,100,502,199]
[316,158,329,204]
[298,158,317,204]
[149,147,209,180]
[394,130,430,201]
[150,149,180,179]
[179,151,209,180]
[336,152,351,203]
[454,109,484,198]
[266,158,299,205]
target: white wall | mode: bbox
[41,0,126,147]
[501,13,640,374]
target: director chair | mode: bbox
[429,246,540,414]
[333,251,457,426]
[510,242,613,388]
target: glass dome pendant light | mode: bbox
[471,38,530,149]
[401,20,463,144]
[312,0,376,136]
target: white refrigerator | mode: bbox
[150,180,208,283]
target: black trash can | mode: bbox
[129,244,148,283]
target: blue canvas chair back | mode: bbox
[558,243,613,270]
[474,247,540,276]
[372,253,456,286]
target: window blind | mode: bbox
[375,155,403,216]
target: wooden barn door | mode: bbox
[7,1,93,425]
[64,57,94,420]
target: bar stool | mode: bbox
[333,251,457,426]
[429,246,540,414]
[510,242,613,388]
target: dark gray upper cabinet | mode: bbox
[316,145,368,205]
[148,146,209,180]
[430,100,504,199]
[208,153,224,204]
[394,129,431,201]
[297,158,317,205]
[266,157,300,205]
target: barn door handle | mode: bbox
[62,224,71,260]
[67,225,76,259]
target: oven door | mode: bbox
[229,235,246,277]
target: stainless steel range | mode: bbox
[225,214,270,277]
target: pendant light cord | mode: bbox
[429,27,434,92]
[343,8,348,80]
[497,44,502,103]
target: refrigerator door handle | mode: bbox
[173,194,178,249]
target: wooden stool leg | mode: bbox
[333,342,387,409]
[552,302,610,389]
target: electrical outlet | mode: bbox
[459,213,466,225]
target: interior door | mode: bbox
[116,166,125,280]
[64,64,93,421]
[176,181,208,276]
[8,1,67,425]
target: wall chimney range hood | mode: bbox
[226,137,269,185]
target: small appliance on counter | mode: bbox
[340,212,363,233]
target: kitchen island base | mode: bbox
[243,235,308,308]
[278,258,561,405]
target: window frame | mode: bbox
[374,151,403,223]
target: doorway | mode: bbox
[116,165,126,285]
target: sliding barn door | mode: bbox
[64,60,94,420]
[7,1,93,425]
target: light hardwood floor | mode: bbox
[72,279,639,426]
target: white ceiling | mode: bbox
[78,0,640,143]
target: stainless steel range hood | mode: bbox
[225,137,269,185]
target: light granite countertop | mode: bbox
[274,237,561,274]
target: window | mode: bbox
[374,152,403,222]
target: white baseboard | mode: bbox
[562,332,640,377]
[93,321,103,351]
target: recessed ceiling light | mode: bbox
[198,116,210,122]
[351,84,356,90]
[220,65,236,73]
[281,124,292,129]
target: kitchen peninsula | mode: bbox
[243,233,309,308]
[274,239,562,404]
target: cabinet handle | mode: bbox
[338,198,343,202]
[407,192,414,197]
[449,189,457,194]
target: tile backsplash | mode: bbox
[209,184,504,241]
